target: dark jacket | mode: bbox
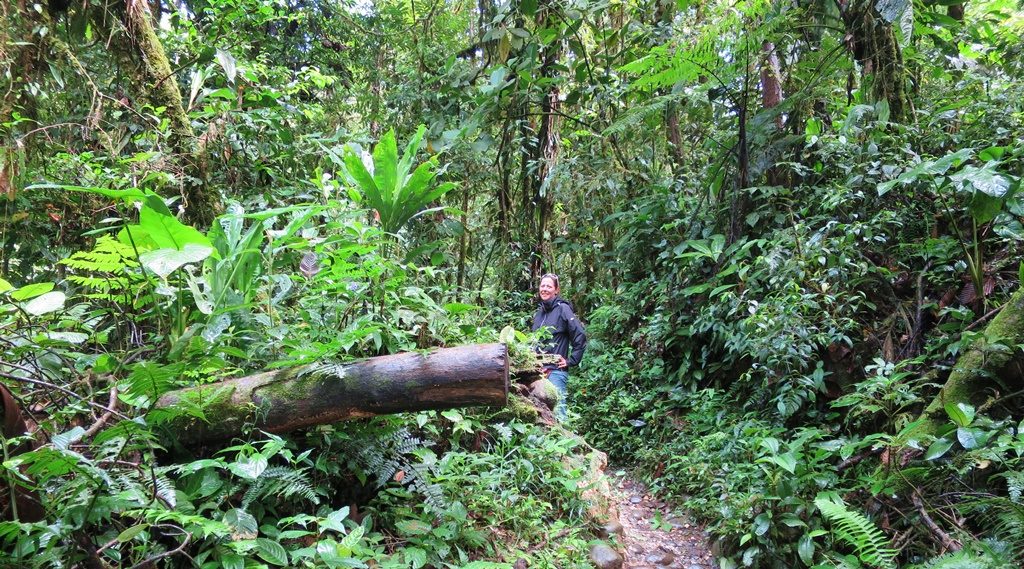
[531,296,587,369]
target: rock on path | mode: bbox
[607,472,714,569]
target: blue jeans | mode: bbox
[547,370,569,421]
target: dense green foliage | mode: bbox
[3,0,1024,567]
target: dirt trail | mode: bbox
[609,471,715,569]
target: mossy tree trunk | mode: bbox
[914,285,1024,438]
[842,0,911,123]
[156,344,510,445]
[93,0,222,227]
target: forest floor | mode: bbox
[609,471,715,569]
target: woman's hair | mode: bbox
[540,273,560,289]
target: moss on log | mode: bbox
[913,285,1024,439]
[156,343,509,444]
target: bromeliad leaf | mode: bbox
[344,126,455,234]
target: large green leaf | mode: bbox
[10,282,54,301]
[255,538,288,566]
[875,0,910,23]
[397,124,428,185]
[344,148,382,208]
[27,183,148,202]
[950,164,1013,223]
[924,437,954,460]
[344,126,454,234]
[223,508,257,540]
[139,244,215,279]
[877,148,974,195]
[944,402,975,427]
[136,206,213,251]
[25,291,66,315]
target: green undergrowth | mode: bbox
[572,291,1024,569]
[1,409,598,568]
[573,340,1024,569]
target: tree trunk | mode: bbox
[913,285,1024,438]
[457,186,470,289]
[1,384,44,522]
[842,1,910,122]
[529,1,562,282]
[760,41,783,127]
[156,343,509,444]
[760,41,787,187]
[665,102,684,170]
[86,0,222,226]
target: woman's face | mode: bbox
[538,277,559,302]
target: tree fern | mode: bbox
[815,494,897,569]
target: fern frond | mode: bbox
[153,472,178,508]
[1002,471,1024,503]
[339,422,447,515]
[242,466,319,508]
[68,274,135,294]
[602,95,674,138]
[910,539,1019,569]
[60,236,139,273]
[121,362,184,407]
[624,39,718,91]
[959,493,1024,562]
[815,494,896,569]
[300,361,351,381]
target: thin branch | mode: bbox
[0,367,132,421]
[963,301,1008,332]
[520,110,597,133]
[80,386,119,441]
[837,446,884,473]
[126,525,192,569]
[911,491,962,553]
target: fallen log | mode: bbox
[156,343,509,444]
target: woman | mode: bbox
[531,273,587,420]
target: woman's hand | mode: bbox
[557,355,568,369]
